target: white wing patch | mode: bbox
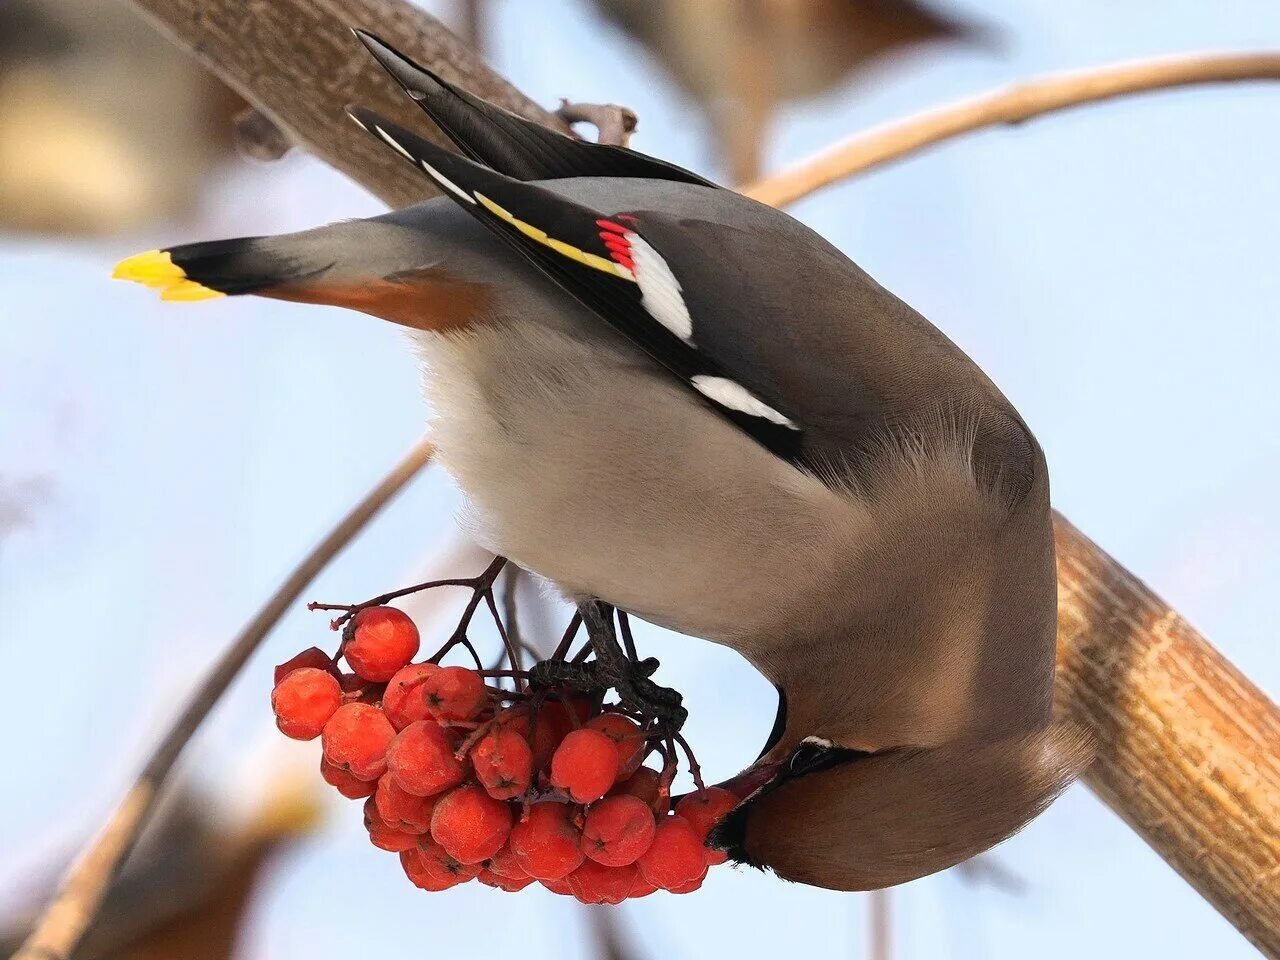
[421,160,478,204]
[691,375,798,429]
[627,232,694,343]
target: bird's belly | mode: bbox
[412,322,866,650]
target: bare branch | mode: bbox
[556,99,638,147]
[11,436,436,960]
[744,51,1280,207]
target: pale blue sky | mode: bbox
[2,1,1278,957]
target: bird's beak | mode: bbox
[715,757,784,801]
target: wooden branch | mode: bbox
[1055,516,1280,956]
[11,436,436,960]
[127,0,571,207]
[743,51,1280,208]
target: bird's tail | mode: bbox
[111,234,331,301]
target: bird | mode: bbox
[113,30,1092,891]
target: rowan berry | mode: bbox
[322,702,395,780]
[472,727,534,800]
[581,795,656,867]
[272,667,342,740]
[342,606,420,682]
[629,873,658,898]
[539,875,574,896]
[586,714,646,778]
[669,873,706,894]
[637,815,709,891]
[320,757,377,799]
[420,665,486,721]
[551,729,619,803]
[274,647,337,685]
[381,663,438,730]
[376,774,439,833]
[508,802,585,880]
[363,797,419,852]
[430,785,513,864]
[675,786,739,864]
[612,766,663,808]
[568,859,638,905]
[479,869,534,892]
[386,720,466,796]
[401,840,480,890]
[485,845,528,881]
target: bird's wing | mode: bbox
[354,30,719,188]
[348,107,805,462]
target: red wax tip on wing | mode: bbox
[321,702,395,780]
[596,218,629,234]
[271,667,342,740]
[345,606,420,682]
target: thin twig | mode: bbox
[11,436,437,960]
[743,51,1280,208]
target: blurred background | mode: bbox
[2,1,1278,958]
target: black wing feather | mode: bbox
[354,30,719,188]
[346,107,803,462]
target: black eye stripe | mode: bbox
[787,743,874,778]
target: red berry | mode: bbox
[508,802,585,881]
[344,607,420,682]
[612,766,663,808]
[274,647,337,685]
[540,875,574,896]
[485,845,528,881]
[675,787,739,865]
[669,873,706,894]
[629,872,659,898]
[322,702,395,780]
[567,859,638,905]
[586,714,646,779]
[386,720,467,796]
[363,798,419,852]
[430,785,513,864]
[376,775,440,833]
[320,757,377,799]
[478,869,534,892]
[472,727,534,800]
[581,795,656,867]
[420,666,486,721]
[382,663,440,730]
[400,840,480,891]
[550,729,619,803]
[638,815,709,891]
[272,668,342,740]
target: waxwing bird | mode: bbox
[113,31,1092,891]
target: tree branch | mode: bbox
[11,436,435,960]
[127,0,571,207]
[743,51,1280,207]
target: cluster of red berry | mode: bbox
[270,605,740,902]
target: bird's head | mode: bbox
[708,723,1092,890]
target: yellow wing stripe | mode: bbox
[112,250,224,302]
[475,193,635,281]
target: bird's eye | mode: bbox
[788,739,833,776]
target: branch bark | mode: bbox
[744,51,1280,207]
[128,0,570,207]
[1055,517,1280,955]
[18,12,1280,958]
[12,436,436,960]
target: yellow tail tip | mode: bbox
[113,249,223,301]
